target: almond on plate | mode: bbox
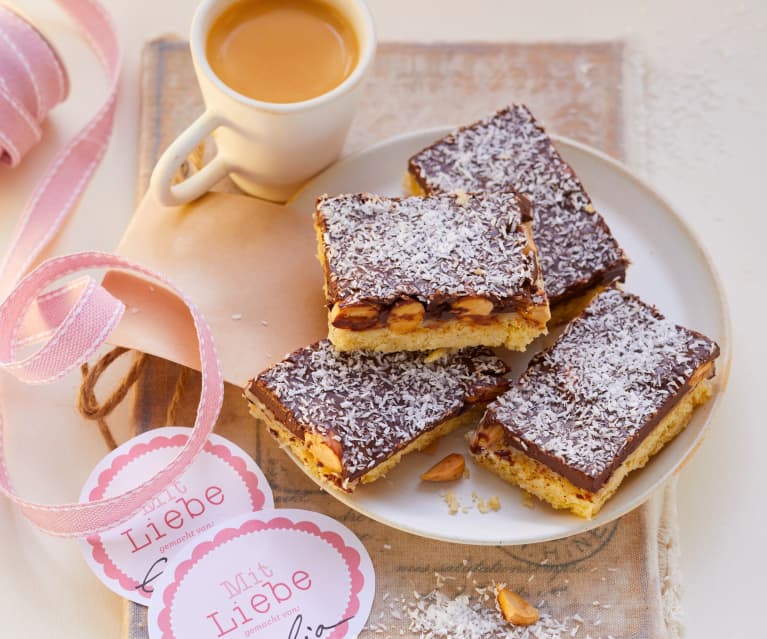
[420,453,465,482]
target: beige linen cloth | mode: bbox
[121,41,684,639]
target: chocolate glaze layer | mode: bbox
[314,191,547,323]
[246,340,509,481]
[408,105,629,306]
[470,288,719,492]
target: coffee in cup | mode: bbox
[150,0,375,205]
[206,0,359,104]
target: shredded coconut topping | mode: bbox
[255,341,508,479]
[408,105,628,301]
[485,288,719,483]
[316,192,542,307]
[407,591,570,639]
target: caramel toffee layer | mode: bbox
[246,341,509,482]
[471,288,719,492]
[408,104,629,306]
[315,191,546,330]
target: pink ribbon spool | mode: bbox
[0,1,226,537]
[0,4,69,167]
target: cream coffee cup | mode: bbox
[150,0,375,205]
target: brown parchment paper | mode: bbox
[121,41,684,639]
[107,192,326,384]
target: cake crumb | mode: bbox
[443,491,460,515]
[522,491,536,509]
[231,313,243,320]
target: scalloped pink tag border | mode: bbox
[147,509,375,639]
[79,427,273,603]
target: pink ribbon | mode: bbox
[0,4,68,167]
[0,0,120,294]
[0,2,225,536]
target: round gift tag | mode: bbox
[147,509,375,639]
[79,427,273,603]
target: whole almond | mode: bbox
[330,302,380,330]
[451,296,494,317]
[388,299,425,334]
[497,588,539,626]
[305,433,343,474]
[420,453,465,482]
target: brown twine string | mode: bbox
[165,366,189,426]
[78,348,192,450]
[77,144,201,449]
[78,347,148,450]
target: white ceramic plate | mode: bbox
[290,128,732,545]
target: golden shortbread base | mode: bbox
[471,379,713,519]
[328,313,546,353]
[548,285,607,326]
[249,398,485,492]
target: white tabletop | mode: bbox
[0,1,764,637]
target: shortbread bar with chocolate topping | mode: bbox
[469,288,719,519]
[314,191,550,352]
[408,105,629,324]
[245,341,509,491]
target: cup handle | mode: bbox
[149,109,232,206]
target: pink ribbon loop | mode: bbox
[0,252,225,537]
[0,274,124,384]
[0,1,228,538]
